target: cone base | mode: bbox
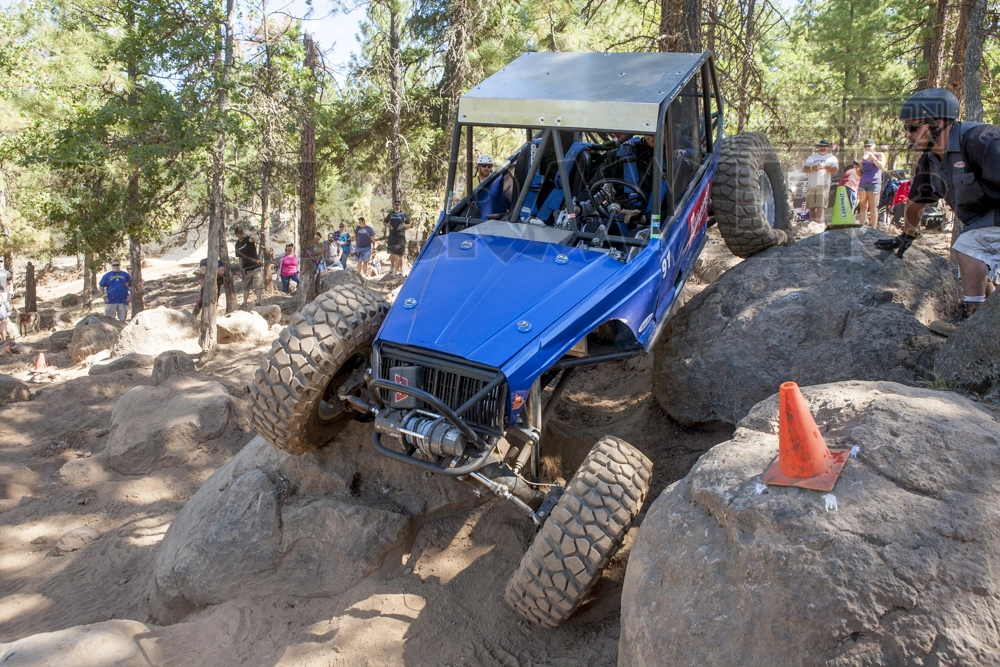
[761,448,851,491]
[826,223,862,230]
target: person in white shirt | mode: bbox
[804,139,840,223]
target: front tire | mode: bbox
[504,436,652,627]
[248,284,388,455]
[712,132,791,258]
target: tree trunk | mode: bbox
[299,32,319,306]
[0,167,12,292]
[388,7,403,204]
[440,0,471,136]
[82,253,93,305]
[25,262,36,314]
[925,0,950,89]
[125,7,144,317]
[200,0,234,354]
[219,214,237,312]
[946,0,969,104]
[128,234,143,316]
[659,0,702,52]
[261,161,273,290]
[963,0,987,122]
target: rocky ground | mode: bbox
[0,245,737,665]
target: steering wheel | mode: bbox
[587,178,648,218]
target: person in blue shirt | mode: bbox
[337,223,351,269]
[99,260,132,322]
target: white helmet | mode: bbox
[476,154,494,167]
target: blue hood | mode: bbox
[377,233,624,369]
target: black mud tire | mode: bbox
[504,435,653,627]
[248,284,388,455]
[711,132,791,258]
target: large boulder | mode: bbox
[654,228,957,425]
[216,310,270,344]
[935,292,1000,398]
[151,350,195,386]
[48,329,74,352]
[0,373,30,405]
[251,304,281,326]
[88,353,154,376]
[69,313,123,363]
[620,381,1000,667]
[320,269,365,293]
[151,425,475,624]
[112,306,199,358]
[106,375,233,474]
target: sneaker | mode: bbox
[929,301,981,336]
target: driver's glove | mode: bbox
[874,232,919,258]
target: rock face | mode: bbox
[112,306,199,358]
[320,269,365,294]
[0,620,152,667]
[620,381,1000,667]
[692,235,742,284]
[0,374,30,405]
[935,292,1000,398]
[151,424,475,624]
[61,293,82,307]
[654,228,956,425]
[107,375,233,475]
[252,304,281,326]
[88,353,154,376]
[151,350,195,386]
[69,313,123,363]
[216,310,270,344]
[48,329,73,352]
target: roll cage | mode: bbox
[437,51,724,253]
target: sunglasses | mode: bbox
[904,121,928,134]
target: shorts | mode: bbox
[806,185,829,209]
[953,226,1000,284]
[356,247,372,262]
[242,267,263,290]
[388,239,405,256]
[859,182,881,194]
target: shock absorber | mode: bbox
[374,409,467,458]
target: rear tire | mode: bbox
[504,436,652,627]
[712,132,791,258]
[248,284,388,455]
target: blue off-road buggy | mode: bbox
[249,52,789,626]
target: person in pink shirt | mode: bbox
[274,243,300,293]
[838,160,861,211]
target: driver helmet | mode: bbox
[899,88,960,122]
[476,154,494,167]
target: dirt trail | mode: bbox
[0,227,956,665]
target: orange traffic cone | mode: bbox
[761,382,850,491]
[34,352,47,372]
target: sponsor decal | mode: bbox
[954,161,966,168]
[685,186,710,252]
[511,391,527,411]
[394,374,409,404]
[639,312,654,332]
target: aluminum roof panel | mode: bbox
[457,51,706,133]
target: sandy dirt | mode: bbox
[0,226,957,665]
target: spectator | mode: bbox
[274,243,300,293]
[838,160,861,211]
[804,139,839,223]
[875,88,1000,336]
[323,232,339,271]
[337,223,351,270]
[355,217,375,277]
[383,200,412,276]
[858,139,887,227]
[98,260,131,323]
[0,259,10,295]
[234,227,263,308]
[306,232,326,274]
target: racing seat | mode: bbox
[513,136,591,223]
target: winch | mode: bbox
[374,409,467,457]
